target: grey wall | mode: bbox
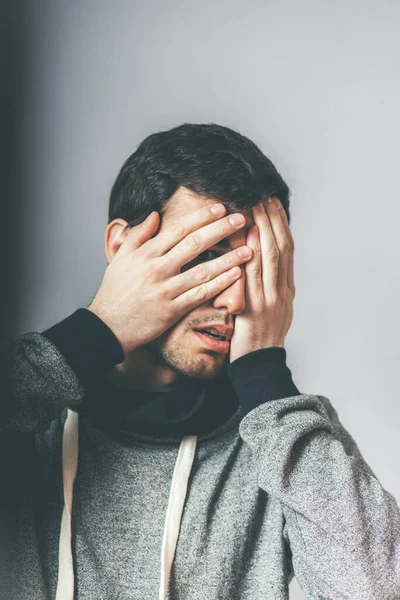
[16,1,400,597]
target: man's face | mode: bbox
[149,186,255,381]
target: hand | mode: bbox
[229,196,296,363]
[87,204,253,354]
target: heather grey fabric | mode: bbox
[1,332,400,599]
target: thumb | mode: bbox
[115,211,160,258]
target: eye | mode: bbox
[193,250,221,264]
[180,250,221,273]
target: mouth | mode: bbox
[193,329,231,354]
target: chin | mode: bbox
[159,335,228,380]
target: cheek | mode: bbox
[166,311,198,338]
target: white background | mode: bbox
[17,1,400,597]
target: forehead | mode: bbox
[163,186,255,249]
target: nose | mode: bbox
[211,266,246,315]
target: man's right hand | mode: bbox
[87,203,252,354]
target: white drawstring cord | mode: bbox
[159,435,198,600]
[56,409,79,600]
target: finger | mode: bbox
[115,212,160,258]
[144,203,227,258]
[244,225,265,310]
[159,211,247,275]
[264,197,289,295]
[252,201,279,296]
[173,263,244,315]
[275,198,296,294]
[168,244,253,298]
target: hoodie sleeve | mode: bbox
[0,308,124,432]
[227,348,400,600]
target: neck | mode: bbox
[106,345,188,394]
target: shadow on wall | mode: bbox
[0,1,24,343]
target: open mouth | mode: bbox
[195,329,227,341]
[193,329,231,354]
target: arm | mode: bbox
[227,348,400,600]
[0,308,124,432]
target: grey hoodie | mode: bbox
[1,328,400,600]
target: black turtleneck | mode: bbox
[42,309,301,436]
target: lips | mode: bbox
[193,325,233,341]
[193,330,231,354]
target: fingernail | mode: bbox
[229,214,245,226]
[273,198,282,210]
[210,203,225,215]
[237,247,252,258]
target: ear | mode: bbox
[104,219,129,264]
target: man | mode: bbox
[1,123,399,600]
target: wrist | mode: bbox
[86,303,128,355]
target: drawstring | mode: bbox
[56,408,198,600]
[159,434,197,600]
[56,409,79,600]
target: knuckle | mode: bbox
[195,262,209,281]
[150,258,164,277]
[281,239,292,253]
[212,218,229,240]
[209,218,231,246]
[219,218,231,235]
[185,233,202,254]
[181,262,196,282]
[170,219,186,238]
[267,246,279,261]
[249,265,263,278]
[193,284,207,302]
[279,288,287,300]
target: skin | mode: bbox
[103,186,295,393]
[229,193,295,364]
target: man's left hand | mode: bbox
[229,196,296,364]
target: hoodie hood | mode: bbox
[76,369,240,439]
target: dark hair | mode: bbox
[108,123,292,230]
